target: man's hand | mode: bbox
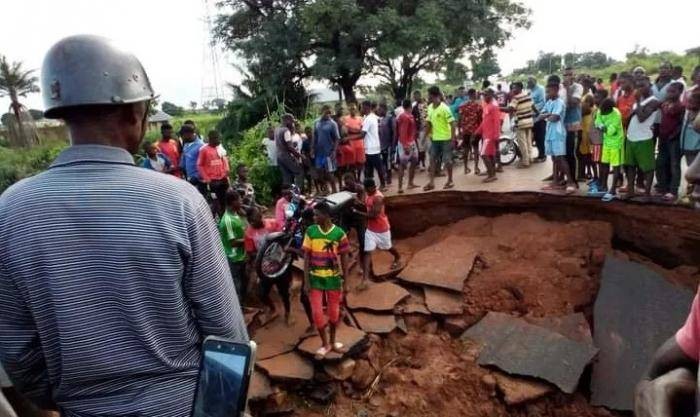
[634,368,697,417]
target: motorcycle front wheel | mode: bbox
[498,138,518,166]
[256,235,293,280]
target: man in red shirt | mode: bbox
[395,99,419,193]
[156,123,181,177]
[196,130,230,215]
[475,89,501,183]
[459,89,483,175]
[352,178,401,290]
[616,73,636,128]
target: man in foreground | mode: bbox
[0,35,247,417]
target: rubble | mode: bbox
[493,372,554,405]
[257,351,314,382]
[424,286,464,315]
[399,235,478,291]
[346,282,409,311]
[352,311,398,334]
[324,359,356,381]
[298,325,367,361]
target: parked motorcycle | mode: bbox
[255,188,356,280]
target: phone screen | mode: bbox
[192,340,251,417]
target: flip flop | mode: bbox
[482,176,498,183]
[541,184,564,191]
[443,182,454,189]
[408,184,420,189]
[315,345,331,360]
[601,193,616,202]
[565,186,576,195]
[423,184,435,191]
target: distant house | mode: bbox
[148,110,173,131]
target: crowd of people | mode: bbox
[250,63,700,205]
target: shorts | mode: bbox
[337,142,355,167]
[601,143,623,167]
[481,138,497,157]
[430,140,453,163]
[314,153,336,173]
[590,144,602,163]
[625,139,655,172]
[545,137,566,157]
[365,229,392,252]
[351,139,366,165]
[397,142,418,166]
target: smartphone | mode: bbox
[191,337,256,417]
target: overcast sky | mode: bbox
[1,0,698,112]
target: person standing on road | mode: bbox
[276,113,304,189]
[475,89,501,183]
[625,77,660,200]
[423,86,457,191]
[342,104,366,182]
[412,90,429,171]
[656,82,685,201]
[528,76,547,162]
[360,100,386,190]
[540,81,576,194]
[395,99,419,193]
[563,67,584,182]
[506,81,535,168]
[0,35,247,417]
[459,89,483,175]
[312,105,341,194]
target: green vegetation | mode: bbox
[0,139,67,193]
[509,48,699,82]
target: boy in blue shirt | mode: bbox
[539,82,575,194]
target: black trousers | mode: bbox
[656,137,682,195]
[259,271,291,314]
[228,260,248,304]
[565,130,580,181]
[380,148,393,184]
[533,119,546,159]
[364,153,386,186]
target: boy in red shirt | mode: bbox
[395,99,419,193]
[197,130,230,215]
[156,123,181,177]
[475,89,501,183]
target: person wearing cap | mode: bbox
[0,35,247,417]
[276,113,304,188]
[180,123,206,194]
[156,122,181,177]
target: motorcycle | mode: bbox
[255,188,357,280]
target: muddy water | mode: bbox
[271,193,700,417]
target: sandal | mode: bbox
[443,181,454,189]
[663,193,676,202]
[423,184,435,191]
[398,189,404,194]
[602,193,616,202]
[541,184,564,191]
[408,184,420,189]
[315,345,331,360]
[565,186,576,195]
[482,176,498,183]
[331,342,347,354]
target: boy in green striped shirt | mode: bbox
[303,202,350,359]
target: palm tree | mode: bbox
[0,55,40,147]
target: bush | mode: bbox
[0,139,67,193]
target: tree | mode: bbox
[190,101,197,112]
[28,109,44,120]
[161,101,184,117]
[368,0,530,100]
[0,55,40,147]
[470,49,501,82]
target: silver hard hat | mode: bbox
[41,34,155,118]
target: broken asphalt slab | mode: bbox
[424,286,464,315]
[399,235,477,291]
[298,325,367,361]
[352,311,397,334]
[371,250,406,280]
[461,312,598,393]
[257,351,314,382]
[346,282,409,312]
[591,256,694,410]
[248,370,273,401]
[524,313,593,344]
[253,305,310,360]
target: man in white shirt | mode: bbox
[626,77,660,199]
[360,100,386,190]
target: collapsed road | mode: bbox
[246,191,700,417]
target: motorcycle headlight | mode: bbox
[285,203,296,219]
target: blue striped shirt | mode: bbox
[0,145,248,417]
